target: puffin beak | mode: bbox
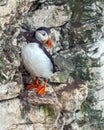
[48,37,52,48]
[43,39,47,44]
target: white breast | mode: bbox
[21,43,53,79]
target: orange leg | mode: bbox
[38,80,48,95]
[27,77,39,89]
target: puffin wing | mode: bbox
[40,45,59,73]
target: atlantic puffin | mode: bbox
[21,27,58,95]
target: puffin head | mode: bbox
[35,27,52,48]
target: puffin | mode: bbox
[21,27,58,95]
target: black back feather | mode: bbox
[39,44,59,73]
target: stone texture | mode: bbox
[0,80,88,130]
[0,98,58,130]
[26,4,71,28]
[22,86,62,111]
[88,38,104,118]
[0,82,22,101]
[0,0,29,28]
[0,0,104,130]
[55,81,88,113]
[54,79,88,129]
[0,99,23,130]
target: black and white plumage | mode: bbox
[21,27,58,95]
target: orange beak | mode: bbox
[48,37,52,48]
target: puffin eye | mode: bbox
[42,33,46,36]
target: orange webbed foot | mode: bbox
[27,84,39,89]
[38,86,46,95]
[37,80,48,95]
[27,77,39,90]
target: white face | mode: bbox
[35,30,49,43]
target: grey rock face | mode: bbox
[0,82,22,101]
[0,0,104,130]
